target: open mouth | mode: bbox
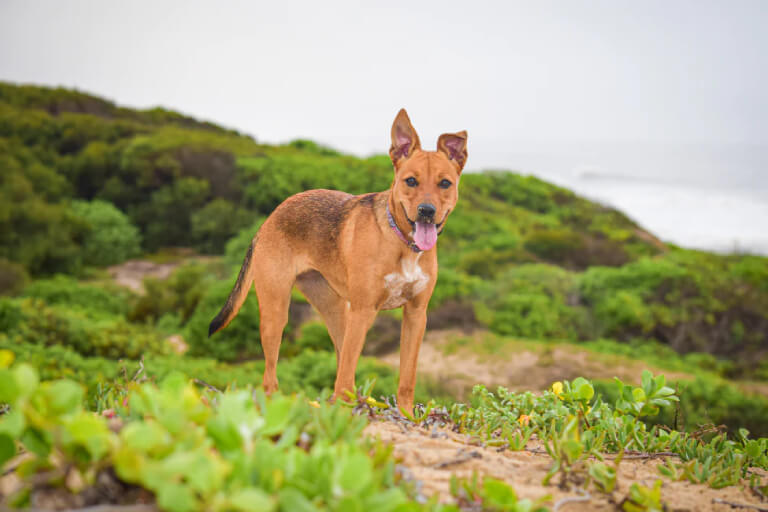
[400,203,448,251]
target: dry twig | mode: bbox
[711,498,768,511]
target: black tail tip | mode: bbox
[208,317,223,338]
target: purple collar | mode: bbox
[386,203,422,253]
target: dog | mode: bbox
[208,109,467,413]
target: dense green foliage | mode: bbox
[0,337,432,408]
[451,374,767,492]
[0,358,424,511]
[71,199,142,266]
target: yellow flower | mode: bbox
[308,400,321,408]
[518,414,532,426]
[552,381,564,398]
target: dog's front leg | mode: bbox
[333,307,378,400]
[397,302,428,415]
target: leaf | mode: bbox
[562,440,584,464]
[20,428,51,457]
[207,415,243,452]
[335,496,364,512]
[0,433,16,468]
[160,372,188,395]
[12,364,39,399]
[0,408,25,438]
[0,369,20,404]
[262,396,295,437]
[277,488,318,512]
[482,477,519,505]
[571,377,594,402]
[157,482,198,512]
[0,350,14,369]
[113,446,145,483]
[64,412,112,460]
[47,380,84,415]
[335,452,373,493]
[120,421,170,455]
[228,488,276,512]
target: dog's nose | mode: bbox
[417,203,436,220]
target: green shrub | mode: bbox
[184,279,267,362]
[593,377,768,438]
[0,138,85,275]
[22,274,133,316]
[1,297,169,359]
[0,338,437,405]
[130,263,212,324]
[525,229,629,269]
[0,258,29,295]
[579,253,768,362]
[136,178,211,251]
[224,218,266,268]
[478,264,588,340]
[190,199,251,254]
[71,199,142,266]
[429,266,488,308]
[293,321,335,353]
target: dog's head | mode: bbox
[388,108,467,251]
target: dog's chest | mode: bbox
[380,255,430,310]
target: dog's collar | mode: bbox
[386,203,422,253]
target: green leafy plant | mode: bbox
[621,480,666,512]
[614,371,678,418]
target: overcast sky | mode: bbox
[1,0,767,164]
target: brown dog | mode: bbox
[209,109,467,413]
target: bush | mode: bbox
[224,218,266,268]
[0,338,438,405]
[184,279,269,362]
[22,274,133,316]
[525,229,629,269]
[0,258,29,295]
[190,199,251,254]
[1,297,169,359]
[71,199,142,266]
[129,263,212,324]
[478,264,588,340]
[579,253,768,362]
[593,377,768,438]
[293,321,335,353]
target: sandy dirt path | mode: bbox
[365,420,768,511]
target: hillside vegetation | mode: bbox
[1,82,768,510]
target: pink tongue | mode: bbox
[414,222,438,251]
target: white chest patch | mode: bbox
[381,253,430,309]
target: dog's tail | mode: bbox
[208,239,257,337]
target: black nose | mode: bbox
[417,203,436,220]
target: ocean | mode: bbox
[469,140,768,256]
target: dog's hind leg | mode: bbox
[295,271,347,363]
[253,256,295,394]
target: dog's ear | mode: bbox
[437,131,468,172]
[389,108,421,168]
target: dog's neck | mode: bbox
[386,202,421,253]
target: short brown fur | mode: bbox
[209,109,467,413]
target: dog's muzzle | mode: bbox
[417,203,436,223]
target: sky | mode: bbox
[1,0,767,252]
[1,0,766,159]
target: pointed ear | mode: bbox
[389,108,421,167]
[437,131,468,172]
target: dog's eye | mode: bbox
[438,179,452,189]
[405,177,418,187]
